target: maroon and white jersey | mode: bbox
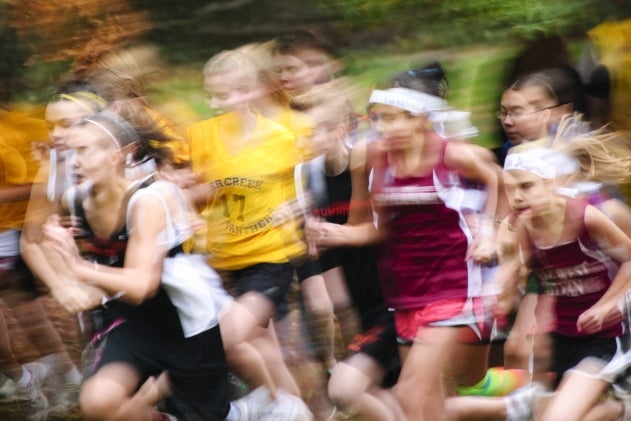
[526,199,622,338]
[370,139,480,310]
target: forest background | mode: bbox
[3,0,631,147]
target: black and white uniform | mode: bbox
[70,178,232,421]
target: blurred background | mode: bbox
[3,0,631,147]
[2,2,631,420]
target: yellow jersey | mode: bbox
[188,112,305,270]
[0,110,48,230]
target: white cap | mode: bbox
[368,87,446,115]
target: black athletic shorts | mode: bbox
[231,262,295,312]
[295,259,322,283]
[347,308,401,388]
[91,323,230,421]
[551,332,618,388]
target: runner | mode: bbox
[41,110,232,421]
[308,80,499,419]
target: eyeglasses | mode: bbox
[495,105,557,120]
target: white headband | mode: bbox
[369,87,446,115]
[84,118,122,150]
[504,147,579,179]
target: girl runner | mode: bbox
[187,48,313,420]
[308,83,499,419]
[41,111,231,421]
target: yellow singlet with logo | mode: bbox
[188,112,306,270]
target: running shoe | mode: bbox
[0,375,19,403]
[503,382,546,421]
[260,389,313,421]
[228,385,273,421]
[31,361,82,417]
[16,363,49,421]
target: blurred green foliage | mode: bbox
[4,0,631,148]
[319,0,631,48]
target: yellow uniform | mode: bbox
[0,110,48,230]
[588,19,631,203]
[588,19,631,132]
[188,112,305,270]
[272,108,316,159]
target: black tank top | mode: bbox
[70,177,187,339]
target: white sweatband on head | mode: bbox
[547,149,580,176]
[84,119,122,150]
[504,147,555,179]
[369,87,446,115]
[504,146,580,180]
